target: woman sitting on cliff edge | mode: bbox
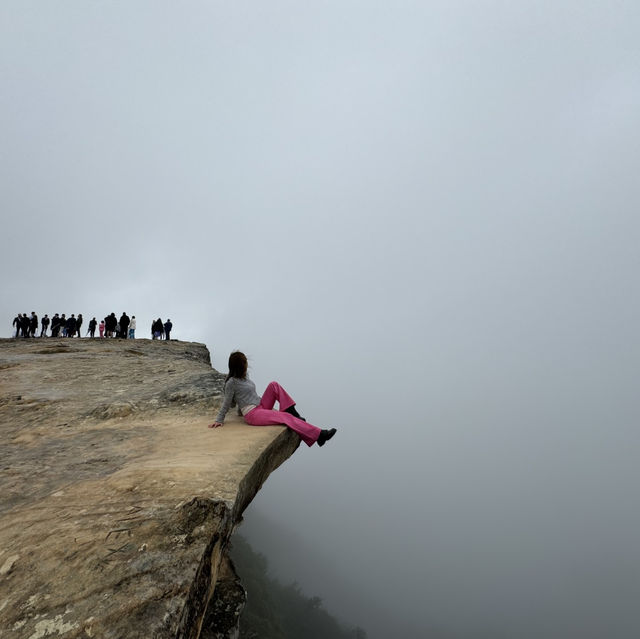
[208,351,337,448]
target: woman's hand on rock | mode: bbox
[208,421,223,429]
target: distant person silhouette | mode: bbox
[152,318,163,340]
[29,312,38,337]
[105,313,116,338]
[40,314,50,337]
[51,314,61,337]
[12,314,21,338]
[163,319,172,340]
[119,313,130,339]
[20,314,30,338]
[129,316,136,339]
[66,314,77,338]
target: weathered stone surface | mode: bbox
[0,338,300,638]
[199,555,245,639]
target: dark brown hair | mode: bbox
[227,351,248,380]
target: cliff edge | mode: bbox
[0,338,300,638]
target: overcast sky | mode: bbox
[2,2,640,638]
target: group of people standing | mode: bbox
[12,312,87,338]
[11,312,175,340]
[101,313,137,339]
[12,312,49,338]
[11,312,145,339]
[151,318,172,340]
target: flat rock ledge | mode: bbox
[0,338,300,638]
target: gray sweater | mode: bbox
[215,376,261,423]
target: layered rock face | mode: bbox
[0,338,299,638]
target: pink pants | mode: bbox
[244,381,321,447]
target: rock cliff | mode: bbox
[0,338,300,638]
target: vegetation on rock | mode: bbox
[231,535,367,639]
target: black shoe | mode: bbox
[317,428,337,447]
[285,404,305,421]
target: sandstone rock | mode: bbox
[0,555,19,576]
[0,338,300,638]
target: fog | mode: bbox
[2,2,640,637]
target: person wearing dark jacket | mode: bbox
[66,314,77,338]
[163,319,172,340]
[88,317,97,338]
[40,314,50,337]
[51,314,61,337]
[20,314,30,338]
[119,313,130,339]
[29,312,38,337]
[76,314,83,338]
[152,318,164,339]
[105,313,117,338]
[12,314,21,337]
